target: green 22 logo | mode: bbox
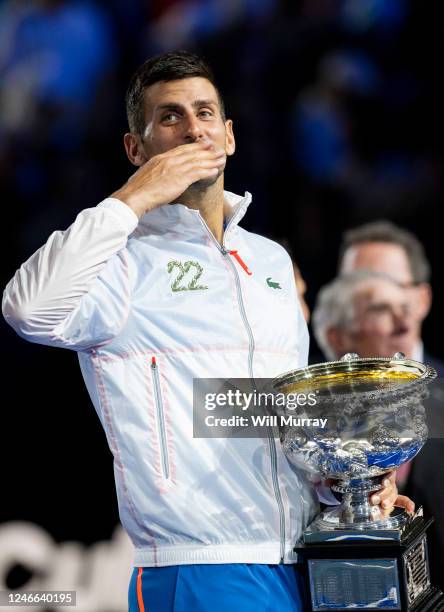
[167,260,208,292]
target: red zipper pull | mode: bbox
[229,250,253,276]
[151,356,157,367]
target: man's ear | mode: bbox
[123,133,148,167]
[415,283,432,321]
[224,119,235,156]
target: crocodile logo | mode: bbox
[266,277,281,290]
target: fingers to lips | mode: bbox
[173,141,214,153]
[173,141,224,157]
[185,148,226,168]
[113,139,229,217]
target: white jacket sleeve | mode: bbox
[2,198,139,351]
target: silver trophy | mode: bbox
[273,354,444,611]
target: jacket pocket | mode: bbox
[150,356,170,480]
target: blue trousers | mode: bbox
[128,563,305,612]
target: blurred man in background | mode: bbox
[337,220,444,374]
[312,271,416,361]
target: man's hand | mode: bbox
[370,470,415,518]
[111,141,227,218]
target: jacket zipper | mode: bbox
[150,356,170,480]
[199,215,286,563]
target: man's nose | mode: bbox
[184,114,205,142]
[392,308,409,332]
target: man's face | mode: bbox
[338,278,417,358]
[340,242,431,341]
[132,77,235,184]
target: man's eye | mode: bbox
[199,110,213,118]
[162,113,179,122]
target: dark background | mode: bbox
[1,0,443,567]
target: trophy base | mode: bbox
[305,506,411,543]
[296,511,444,611]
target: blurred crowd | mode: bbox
[2,0,443,343]
[2,0,444,606]
[1,0,442,276]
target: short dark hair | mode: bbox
[338,220,430,283]
[125,50,226,135]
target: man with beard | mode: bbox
[3,52,405,611]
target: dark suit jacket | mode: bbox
[405,351,444,591]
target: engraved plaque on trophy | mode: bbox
[273,353,444,611]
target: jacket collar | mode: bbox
[133,190,252,239]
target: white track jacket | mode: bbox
[3,191,319,567]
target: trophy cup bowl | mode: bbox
[272,353,436,537]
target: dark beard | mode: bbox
[187,166,223,192]
[172,166,224,205]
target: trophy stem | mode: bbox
[307,474,412,532]
[332,475,384,523]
